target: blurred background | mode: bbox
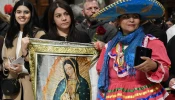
[0,0,175,19]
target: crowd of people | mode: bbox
[0,0,175,100]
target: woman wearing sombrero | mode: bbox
[94,0,171,100]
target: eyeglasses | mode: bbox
[119,14,140,19]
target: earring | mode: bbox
[118,26,121,31]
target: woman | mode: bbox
[53,58,90,100]
[93,0,171,99]
[165,18,175,29]
[2,0,45,100]
[163,35,175,99]
[41,0,91,43]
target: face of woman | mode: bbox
[166,21,173,28]
[118,14,140,35]
[15,5,31,29]
[64,63,75,78]
[54,7,71,31]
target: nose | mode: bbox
[20,12,25,16]
[61,15,66,21]
[129,17,134,22]
[91,8,96,13]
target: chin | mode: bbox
[18,22,28,25]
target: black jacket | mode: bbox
[142,21,167,46]
[40,29,91,43]
[160,36,175,93]
[0,36,3,64]
[76,20,117,43]
[0,20,9,37]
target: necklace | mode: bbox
[116,42,125,67]
[113,42,128,77]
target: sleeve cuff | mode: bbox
[146,63,165,83]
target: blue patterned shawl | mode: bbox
[98,27,145,93]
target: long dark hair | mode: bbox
[5,0,40,48]
[47,0,75,40]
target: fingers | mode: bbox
[134,57,155,72]
[9,67,17,73]
[22,37,30,43]
[22,37,30,54]
[93,41,105,50]
[10,64,22,73]
[169,78,175,88]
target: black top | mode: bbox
[167,36,175,78]
[0,20,9,37]
[160,36,175,93]
[76,20,117,43]
[142,21,167,46]
[0,36,4,64]
[40,29,91,43]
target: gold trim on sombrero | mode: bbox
[149,0,165,15]
[141,4,153,13]
[116,6,126,15]
[92,0,165,19]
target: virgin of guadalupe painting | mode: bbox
[29,39,98,100]
[53,58,90,100]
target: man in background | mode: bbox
[76,0,117,50]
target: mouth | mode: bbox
[18,18,27,22]
[128,24,135,27]
[61,22,69,25]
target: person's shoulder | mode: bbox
[73,29,91,43]
[75,29,88,37]
[35,30,46,38]
[33,27,46,38]
[102,21,117,30]
[166,25,175,33]
[147,37,164,47]
[76,23,82,27]
[76,20,86,28]
[168,35,175,44]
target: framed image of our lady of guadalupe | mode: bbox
[29,38,98,100]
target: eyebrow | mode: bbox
[54,13,61,15]
[16,10,30,12]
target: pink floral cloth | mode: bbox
[96,36,171,100]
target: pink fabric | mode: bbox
[96,37,171,100]
[146,39,170,82]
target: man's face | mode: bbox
[82,1,100,22]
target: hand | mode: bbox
[3,62,11,70]
[21,37,29,56]
[10,64,22,73]
[169,78,175,89]
[134,57,158,72]
[3,57,15,70]
[93,41,105,51]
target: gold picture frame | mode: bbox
[29,38,98,100]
